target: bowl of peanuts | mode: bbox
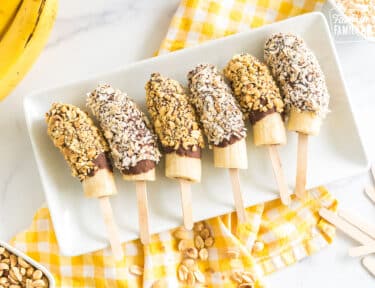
[0,240,54,288]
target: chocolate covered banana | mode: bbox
[87,84,161,244]
[188,64,247,169]
[264,33,329,136]
[146,73,204,183]
[224,54,290,205]
[146,73,204,229]
[46,103,115,197]
[264,33,330,199]
[46,103,123,259]
[87,84,161,181]
[224,53,286,146]
[188,64,248,222]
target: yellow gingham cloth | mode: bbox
[158,0,325,53]
[10,0,336,287]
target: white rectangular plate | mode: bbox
[24,12,368,256]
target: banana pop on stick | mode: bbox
[87,84,161,244]
[224,54,290,205]
[146,73,204,230]
[46,103,123,260]
[188,64,248,223]
[265,33,330,199]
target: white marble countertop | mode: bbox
[0,0,374,286]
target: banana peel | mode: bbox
[0,0,23,38]
[0,0,58,101]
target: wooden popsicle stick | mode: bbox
[229,168,247,223]
[371,163,375,182]
[135,181,151,245]
[268,145,290,206]
[365,186,375,204]
[363,256,375,276]
[338,209,375,239]
[98,197,124,260]
[295,133,308,199]
[319,208,374,245]
[179,179,193,230]
[348,244,375,257]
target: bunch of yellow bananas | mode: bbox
[0,0,58,101]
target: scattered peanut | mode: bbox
[193,270,205,283]
[183,248,198,259]
[128,265,143,276]
[230,270,255,288]
[194,236,204,249]
[252,241,264,252]
[198,248,208,261]
[226,249,240,259]
[200,229,210,240]
[174,221,215,286]
[178,239,193,252]
[186,271,195,286]
[231,271,244,283]
[204,237,214,247]
[173,228,190,240]
[182,258,196,270]
[194,222,204,232]
[177,264,189,282]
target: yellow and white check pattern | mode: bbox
[11,188,336,287]
[159,0,325,54]
[11,0,336,287]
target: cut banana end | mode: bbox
[287,107,322,136]
[253,112,286,146]
[165,152,201,183]
[83,169,117,198]
[122,168,156,181]
[213,138,248,169]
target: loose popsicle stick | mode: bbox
[338,209,375,239]
[362,256,375,276]
[268,145,290,206]
[349,244,375,257]
[365,186,375,204]
[179,179,193,230]
[135,181,151,245]
[319,208,374,245]
[295,133,308,199]
[371,163,375,182]
[99,197,124,260]
[229,168,247,223]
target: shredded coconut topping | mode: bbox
[45,103,109,181]
[335,0,375,39]
[224,53,284,120]
[188,64,246,147]
[87,84,161,172]
[145,73,204,152]
[264,33,330,117]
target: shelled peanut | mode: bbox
[172,221,214,286]
[0,246,49,288]
[225,247,255,288]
